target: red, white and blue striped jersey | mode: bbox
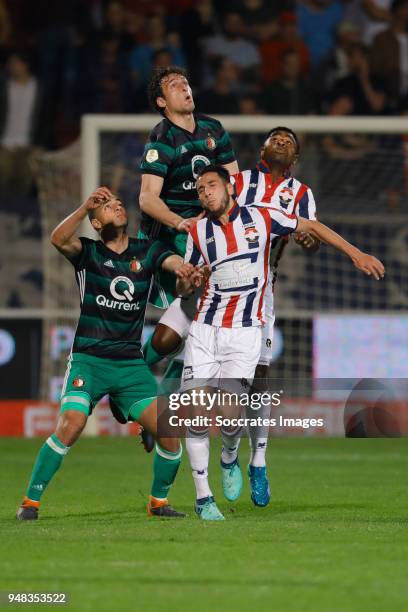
[231,162,317,279]
[232,162,317,219]
[184,202,298,328]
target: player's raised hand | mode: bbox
[84,187,113,210]
[177,212,205,233]
[352,252,385,280]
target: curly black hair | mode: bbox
[147,66,188,116]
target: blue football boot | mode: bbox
[248,465,271,507]
[221,458,243,501]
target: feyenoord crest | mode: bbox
[279,187,293,209]
[244,226,259,243]
[73,377,85,388]
[130,257,143,272]
[206,135,216,150]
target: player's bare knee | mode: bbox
[157,436,180,454]
[152,324,182,356]
[56,411,87,446]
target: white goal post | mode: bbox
[81,114,408,200]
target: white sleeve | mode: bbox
[268,208,298,236]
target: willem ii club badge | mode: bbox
[130,257,143,272]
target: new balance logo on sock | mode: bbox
[32,484,43,491]
[104,260,114,268]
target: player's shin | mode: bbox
[247,401,270,467]
[220,425,242,465]
[185,428,212,500]
[150,441,182,500]
[24,434,70,505]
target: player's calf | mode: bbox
[16,408,88,520]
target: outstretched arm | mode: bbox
[296,218,385,280]
[50,186,112,259]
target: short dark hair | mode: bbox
[197,164,230,183]
[147,66,188,116]
[265,126,300,154]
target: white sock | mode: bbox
[247,403,270,467]
[249,437,268,467]
[220,426,242,465]
[186,430,212,500]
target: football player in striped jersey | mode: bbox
[231,126,320,506]
[181,165,384,520]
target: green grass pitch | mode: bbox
[1,437,407,611]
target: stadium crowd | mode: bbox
[1,0,408,150]
[0,0,407,307]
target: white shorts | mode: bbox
[159,283,275,367]
[181,321,262,393]
[158,294,197,339]
[259,276,275,367]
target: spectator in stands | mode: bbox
[369,0,408,109]
[263,48,314,115]
[97,0,134,52]
[0,51,42,198]
[76,36,130,114]
[326,42,387,115]
[196,57,239,114]
[234,0,279,42]
[355,0,392,46]
[0,0,11,52]
[204,12,261,75]
[297,0,344,69]
[259,11,310,85]
[180,0,218,87]
[319,20,363,97]
[129,14,185,99]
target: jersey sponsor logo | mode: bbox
[191,154,210,180]
[96,275,141,311]
[145,149,159,163]
[279,187,293,209]
[130,258,143,272]
[206,135,216,150]
[104,259,114,268]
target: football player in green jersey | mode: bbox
[139,66,239,376]
[16,187,200,521]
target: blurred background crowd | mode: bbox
[0,0,408,309]
[1,0,408,150]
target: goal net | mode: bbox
[33,115,408,422]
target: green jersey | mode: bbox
[139,113,236,238]
[68,237,173,359]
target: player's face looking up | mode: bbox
[91,197,128,231]
[261,130,298,169]
[157,73,195,115]
[197,172,234,218]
